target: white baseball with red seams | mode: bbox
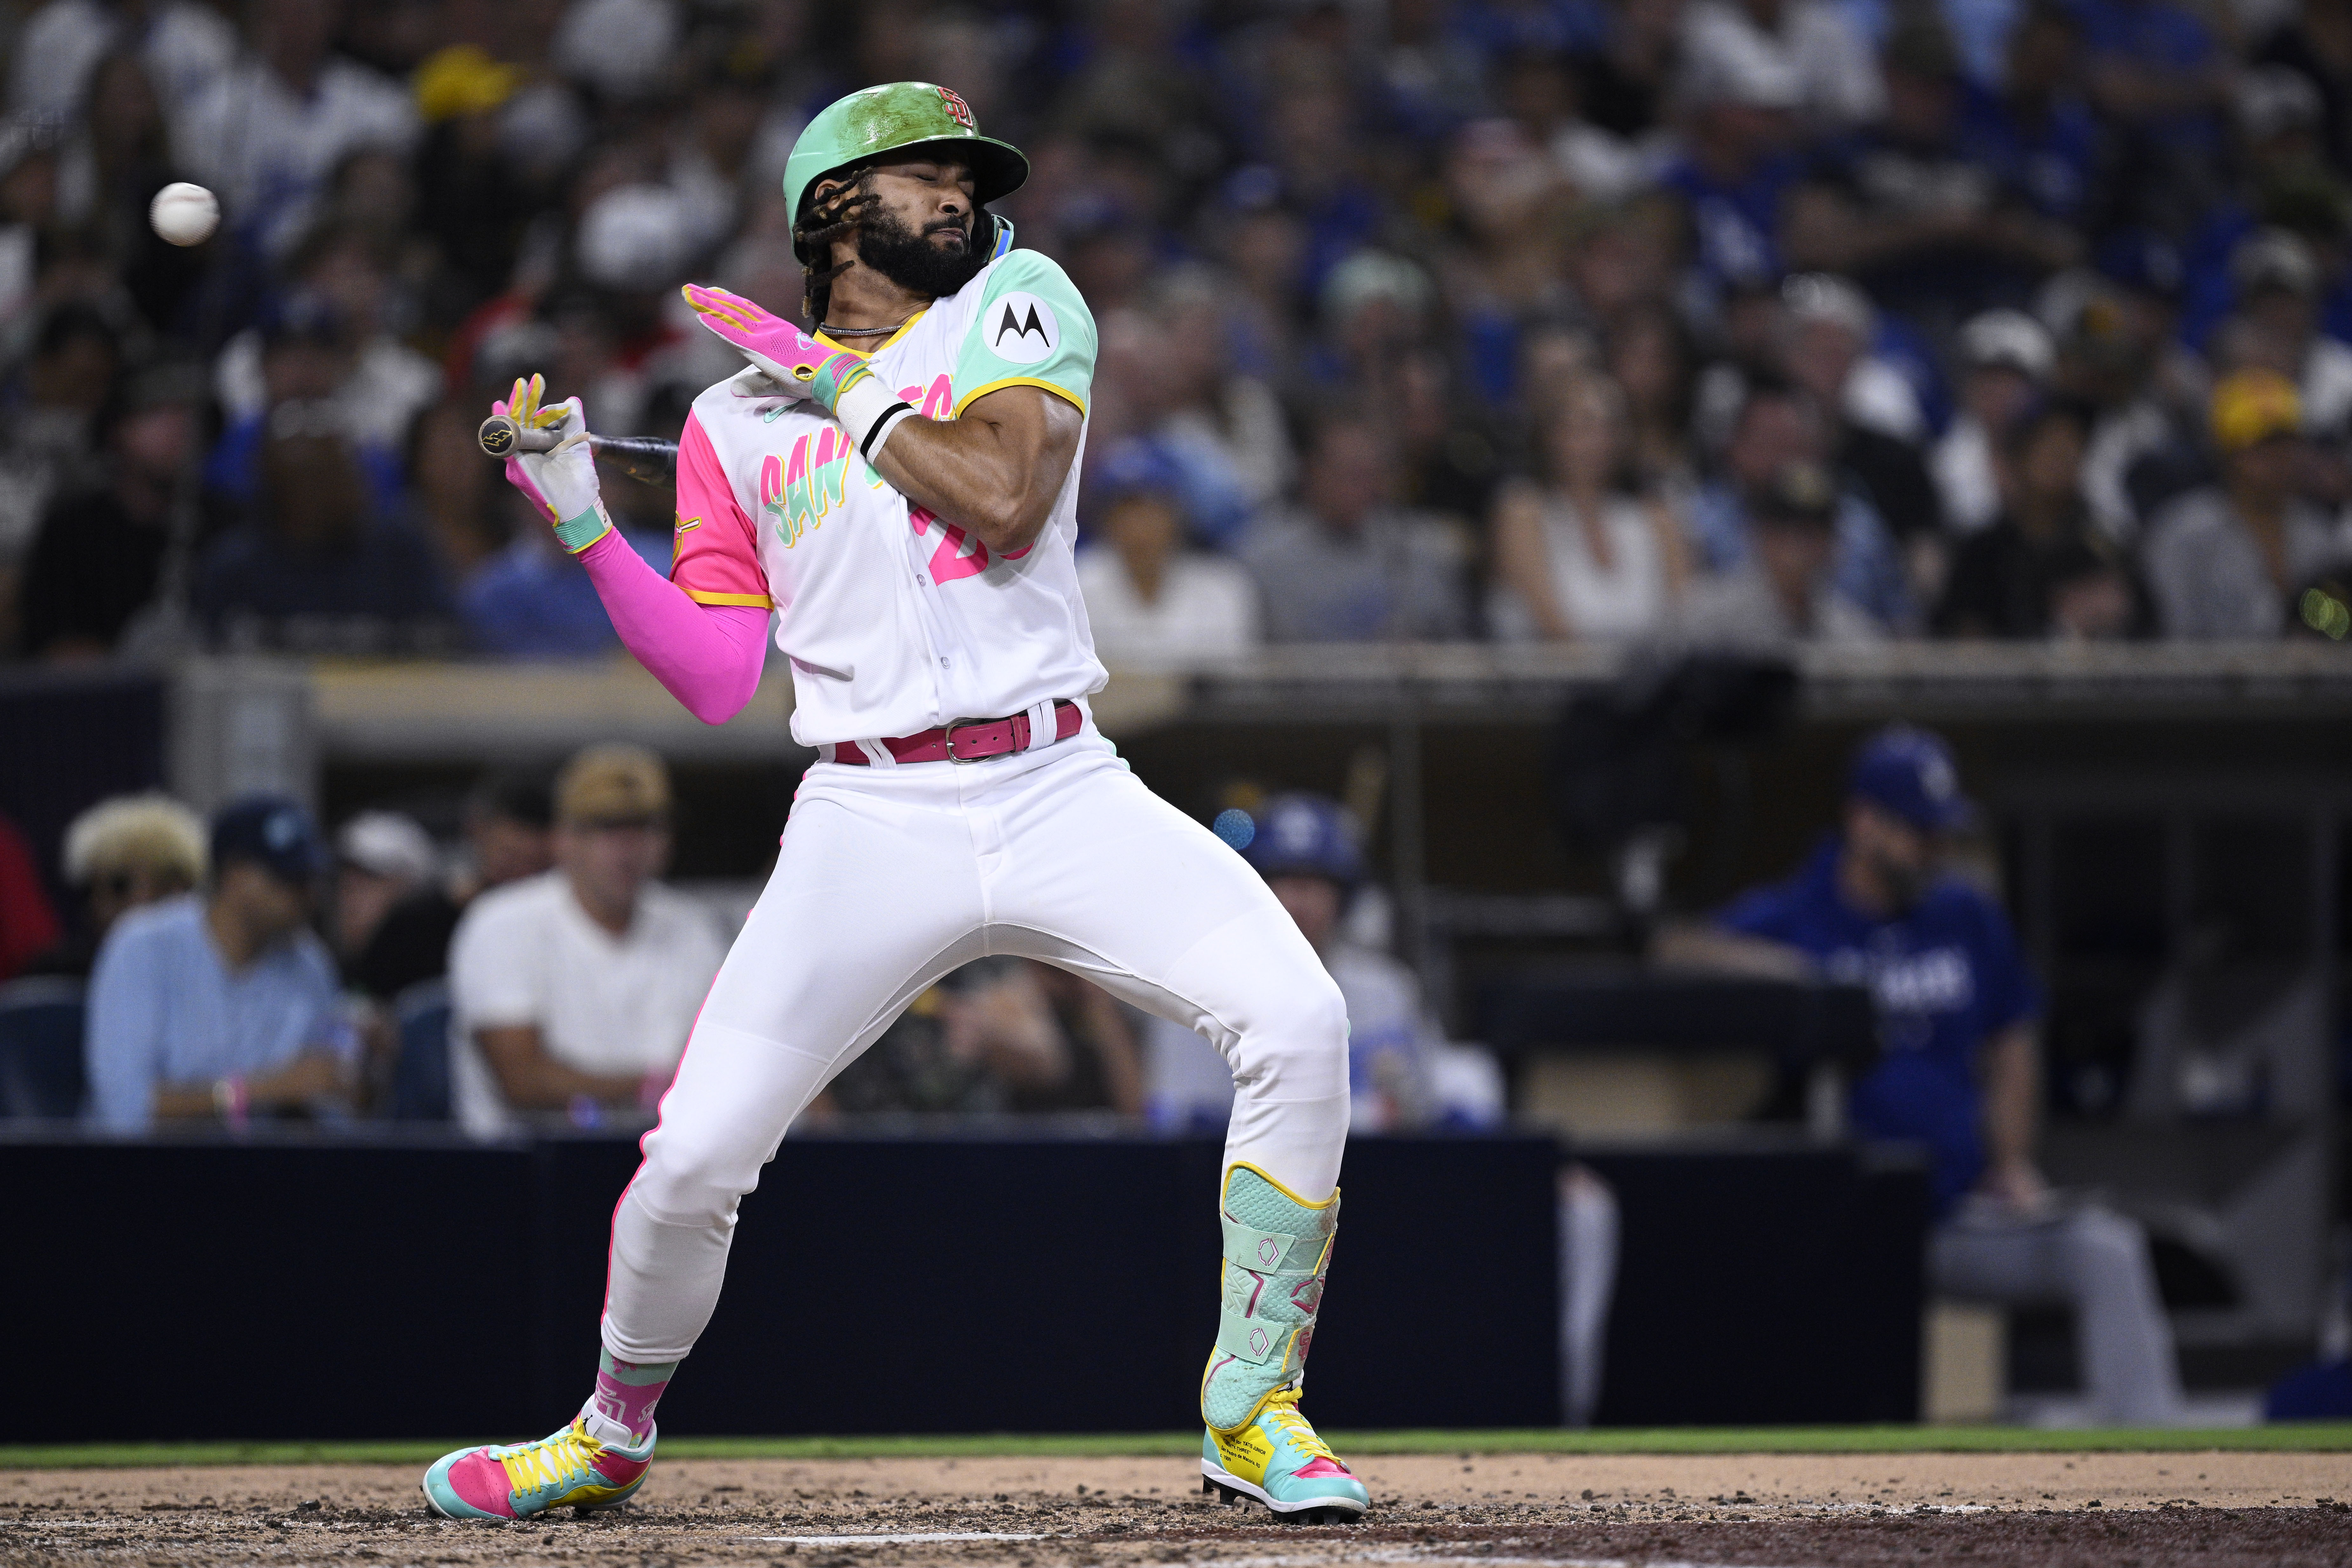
[599,248,1352,1367]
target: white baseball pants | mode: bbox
[601,729,1352,1364]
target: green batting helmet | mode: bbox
[785,82,1028,262]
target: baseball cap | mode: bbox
[2210,368,2302,452]
[2229,228,2321,299]
[210,794,331,886]
[1958,309,2054,379]
[1322,250,1433,324]
[1237,794,1366,889]
[413,43,521,123]
[556,743,671,826]
[1847,726,1973,833]
[2236,64,2323,143]
[1090,438,1188,509]
[1782,273,1875,338]
[1680,37,1805,110]
[1753,460,1839,527]
[336,810,439,883]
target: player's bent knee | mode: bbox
[1230,969,1351,1095]
[631,1131,760,1223]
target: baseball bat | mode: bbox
[477,414,679,486]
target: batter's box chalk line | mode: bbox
[1208,1552,1832,1568]
[744,1530,1052,1545]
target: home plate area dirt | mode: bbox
[5,1451,2351,1567]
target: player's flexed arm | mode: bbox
[682,283,1081,556]
[492,375,769,725]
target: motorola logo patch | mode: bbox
[988,291,1060,365]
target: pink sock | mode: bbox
[584,1350,676,1445]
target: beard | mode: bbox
[855,204,987,300]
[1867,848,1928,913]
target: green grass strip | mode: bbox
[6,1424,2352,1470]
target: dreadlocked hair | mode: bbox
[793,169,876,325]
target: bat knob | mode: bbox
[478,414,520,458]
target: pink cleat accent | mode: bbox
[443,1452,519,1518]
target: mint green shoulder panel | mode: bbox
[953,249,1096,416]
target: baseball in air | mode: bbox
[148,182,219,246]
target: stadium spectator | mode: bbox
[1144,266,1295,537]
[1679,0,1885,129]
[85,793,350,1134]
[1932,311,2057,536]
[1490,373,1690,640]
[1936,398,2144,638]
[2224,228,2352,442]
[459,514,673,658]
[1687,376,1913,629]
[0,805,61,983]
[446,744,723,1139]
[7,0,235,124]
[1782,19,2081,320]
[191,401,453,652]
[24,792,204,980]
[1678,458,1888,642]
[171,0,419,259]
[1772,276,1943,608]
[1147,794,1502,1137]
[1075,443,1261,666]
[1238,409,1471,643]
[824,959,1143,1118]
[0,303,118,651]
[401,398,510,581]
[331,810,437,964]
[2046,271,2189,545]
[17,356,209,658]
[213,219,442,464]
[1657,44,1806,303]
[54,50,212,337]
[2143,369,2352,637]
[1605,304,1701,493]
[1241,794,1441,1133]
[1955,4,2100,229]
[1655,726,2186,1424]
[346,769,553,1006]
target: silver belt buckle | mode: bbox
[941,718,988,763]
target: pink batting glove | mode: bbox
[681,284,875,413]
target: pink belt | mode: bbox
[828,699,1082,766]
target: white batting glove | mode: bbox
[500,377,611,553]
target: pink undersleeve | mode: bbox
[577,529,770,725]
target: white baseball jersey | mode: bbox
[669,248,1104,747]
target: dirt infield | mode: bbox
[6,1451,2351,1567]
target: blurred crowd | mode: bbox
[5,0,2352,659]
[0,747,1500,1139]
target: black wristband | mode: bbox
[861,402,915,461]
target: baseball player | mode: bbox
[420,84,1369,1524]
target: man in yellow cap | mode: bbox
[444,743,725,1140]
[2142,369,2352,637]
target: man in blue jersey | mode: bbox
[1660,725,2183,1423]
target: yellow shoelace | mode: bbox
[1260,1389,1337,1462]
[502,1422,604,1495]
